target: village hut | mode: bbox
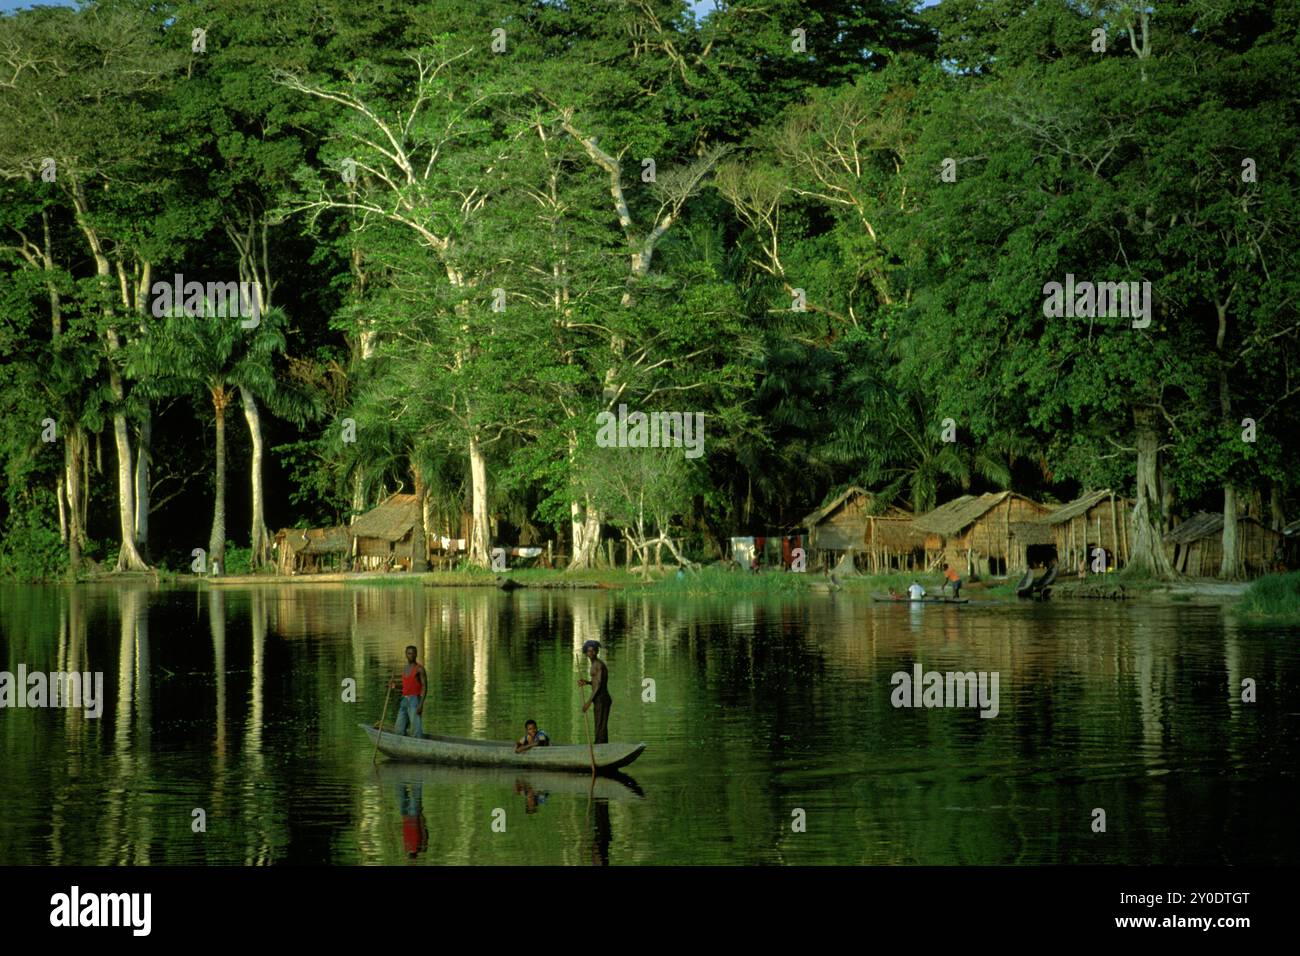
[1163,512,1283,577]
[274,526,349,575]
[911,491,1054,577]
[1007,519,1057,572]
[348,493,427,572]
[799,487,919,572]
[1042,489,1133,574]
[1284,519,1300,569]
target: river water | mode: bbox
[0,583,1295,865]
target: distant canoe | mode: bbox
[361,724,645,773]
[374,762,645,800]
[870,594,970,604]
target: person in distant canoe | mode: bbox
[940,563,962,599]
[515,719,551,753]
[907,580,926,600]
[389,645,427,739]
[578,639,612,744]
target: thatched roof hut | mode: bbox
[349,493,427,571]
[912,491,1054,576]
[799,487,920,571]
[1164,512,1282,577]
[275,526,349,575]
[1043,489,1133,573]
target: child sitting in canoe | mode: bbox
[515,719,551,753]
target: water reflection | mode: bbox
[397,780,428,859]
[1,583,1297,865]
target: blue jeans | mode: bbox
[394,695,423,738]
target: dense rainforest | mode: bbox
[0,0,1296,580]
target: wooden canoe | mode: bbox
[360,724,646,772]
[870,594,970,604]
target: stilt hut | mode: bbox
[274,526,350,575]
[800,487,918,572]
[348,493,426,571]
[911,492,1053,577]
[1164,512,1283,577]
[1008,519,1057,572]
[1043,489,1133,574]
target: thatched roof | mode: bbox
[1164,512,1280,545]
[1164,512,1222,545]
[349,493,420,542]
[912,492,1019,536]
[277,526,350,555]
[1044,489,1125,525]
[869,515,924,550]
[1009,520,1055,545]
[303,527,349,554]
[800,486,909,528]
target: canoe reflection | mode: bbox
[376,762,644,801]
[377,763,640,862]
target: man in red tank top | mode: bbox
[389,645,427,739]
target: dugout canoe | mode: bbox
[361,724,646,772]
[869,594,970,604]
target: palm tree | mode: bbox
[131,300,312,572]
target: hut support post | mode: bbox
[1109,492,1119,569]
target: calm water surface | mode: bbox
[0,583,1296,865]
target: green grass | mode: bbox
[418,567,637,588]
[1235,571,1300,621]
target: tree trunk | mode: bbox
[133,407,151,562]
[1129,406,1175,577]
[1220,485,1242,580]
[56,477,68,543]
[1215,300,1242,579]
[209,389,228,571]
[468,436,490,568]
[79,432,90,548]
[1269,484,1286,532]
[63,430,85,571]
[410,463,429,572]
[351,470,366,517]
[111,400,149,571]
[569,499,603,570]
[240,386,272,570]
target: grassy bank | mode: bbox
[1233,571,1300,621]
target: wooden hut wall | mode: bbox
[1168,517,1281,577]
[865,517,922,571]
[1054,499,1133,572]
[811,499,868,551]
[1240,520,1283,574]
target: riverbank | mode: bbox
[71,564,1260,602]
[1230,571,1300,621]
